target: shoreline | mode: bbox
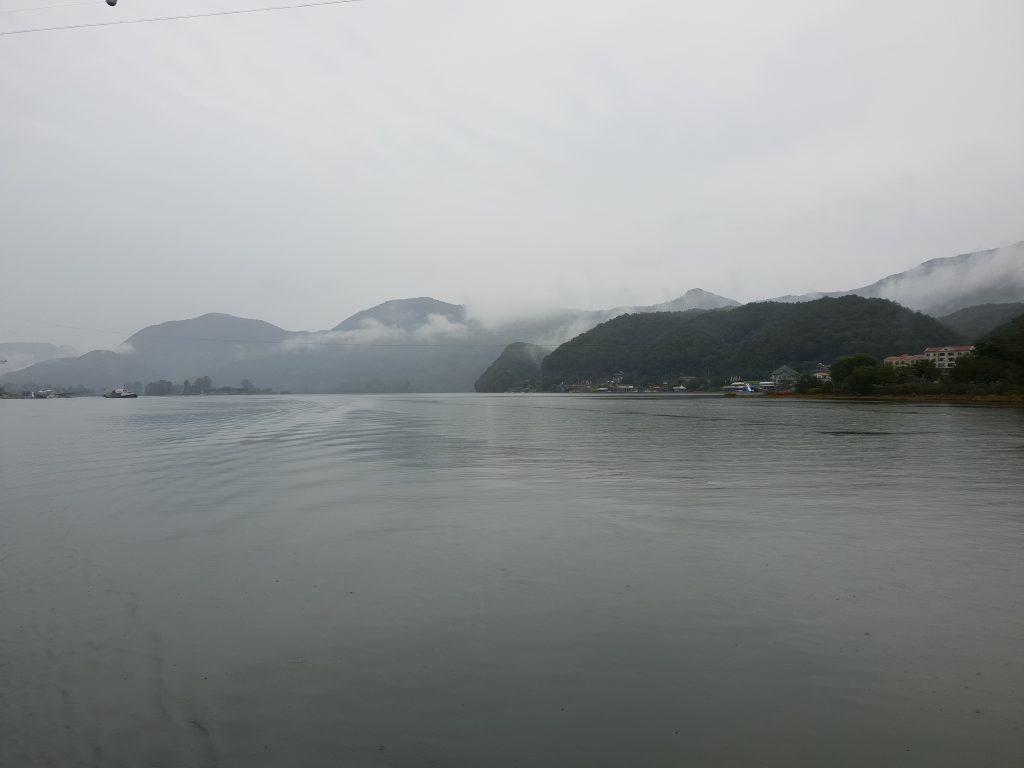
[766,391,1024,407]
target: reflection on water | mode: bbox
[2,395,1023,767]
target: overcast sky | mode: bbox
[1,0,1022,350]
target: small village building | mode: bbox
[812,362,832,382]
[770,365,799,388]
[923,346,974,370]
[883,353,928,367]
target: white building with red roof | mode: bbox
[923,345,974,369]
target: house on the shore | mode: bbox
[770,365,799,389]
[812,363,832,382]
[924,346,974,370]
[883,345,975,371]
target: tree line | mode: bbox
[142,377,270,396]
[801,312,1024,396]
[541,296,959,388]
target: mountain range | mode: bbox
[772,241,1024,316]
[3,242,1022,392]
[0,343,77,374]
[0,290,738,393]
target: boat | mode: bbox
[103,389,138,399]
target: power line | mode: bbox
[0,0,367,36]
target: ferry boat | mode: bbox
[103,388,138,399]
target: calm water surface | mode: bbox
[2,394,1023,767]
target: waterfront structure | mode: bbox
[883,353,929,367]
[923,346,974,369]
[770,365,799,389]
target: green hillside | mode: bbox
[474,342,546,392]
[938,303,1024,341]
[949,311,1024,391]
[542,297,960,386]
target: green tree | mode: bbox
[911,359,939,382]
[843,364,894,395]
[830,354,878,391]
[795,373,819,393]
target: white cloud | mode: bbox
[1,0,1022,349]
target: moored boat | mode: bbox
[103,388,138,399]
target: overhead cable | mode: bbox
[0,0,366,36]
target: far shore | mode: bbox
[766,391,1024,407]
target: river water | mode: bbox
[1,394,1022,767]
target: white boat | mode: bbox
[103,389,138,399]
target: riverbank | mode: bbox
[767,391,1024,406]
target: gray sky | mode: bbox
[1,0,1022,350]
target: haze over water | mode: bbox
[2,394,1023,767]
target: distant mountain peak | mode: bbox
[769,241,1024,316]
[333,297,467,332]
[124,313,290,346]
[645,289,740,312]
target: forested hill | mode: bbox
[474,342,546,392]
[939,303,1024,341]
[542,296,960,385]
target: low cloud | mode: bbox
[872,242,1024,312]
[283,313,476,352]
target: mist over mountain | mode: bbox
[773,242,1024,315]
[123,313,293,371]
[474,343,546,393]
[333,298,466,332]
[0,290,738,393]
[3,242,1020,393]
[3,350,160,392]
[0,343,78,373]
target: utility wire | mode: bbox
[0,0,367,36]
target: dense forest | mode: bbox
[938,302,1024,340]
[541,297,959,387]
[474,343,546,392]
